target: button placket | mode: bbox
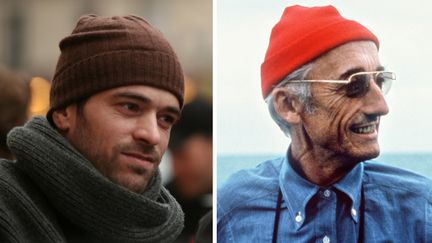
[316,188,336,243]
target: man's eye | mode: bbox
[346,75,369,97]
[375,74,386,88]
[159,115,177,128]
[121,103,140,112]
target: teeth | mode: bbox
[353,124,376,134]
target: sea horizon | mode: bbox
[217,152,432,186]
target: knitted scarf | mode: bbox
[7,116,184,242]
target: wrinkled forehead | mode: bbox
[308,41,381,80]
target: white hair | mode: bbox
[265,63,315,137]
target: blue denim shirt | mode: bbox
[217,156,432,242]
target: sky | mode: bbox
[216,0,432,155]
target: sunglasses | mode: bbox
[283,71,396,98]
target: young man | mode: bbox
[0,15,184,242]
[218,5,432,242]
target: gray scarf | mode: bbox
[7,116,184,242]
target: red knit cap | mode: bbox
[261,5,379,98]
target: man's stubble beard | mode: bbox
[73,113,161,193]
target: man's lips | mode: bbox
[122,151,157,164]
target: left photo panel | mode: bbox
[0,0,212,242]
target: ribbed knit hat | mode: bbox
[261,5,379,98]
[48,14,184,121]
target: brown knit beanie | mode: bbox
[47,14,184,123]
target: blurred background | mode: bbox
[0,0,212,105]
[0,0,212,242]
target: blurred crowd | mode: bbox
[167,97,213,242]
[0,66,30,159]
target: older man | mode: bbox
[0,15,184,242]
[218,5,432,242]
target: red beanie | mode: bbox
[261,5,379,98]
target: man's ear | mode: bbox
[51,105,76,132]
[272,88,302,125]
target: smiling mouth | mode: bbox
[350,123,377,134]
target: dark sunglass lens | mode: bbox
[376,73,386,89]
[346,74,369,97]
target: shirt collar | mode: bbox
[279,151,364,230]
[333,162,364,223]
[279,154,319,230]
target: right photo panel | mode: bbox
[217,1,432,242]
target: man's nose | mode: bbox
[362,80,389,116]
[132,114,161,146]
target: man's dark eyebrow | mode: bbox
[113,92,181,116]
[115,92,152,103]
[376,65,385,71]
[165,107,182,118]
[339,67,364,80]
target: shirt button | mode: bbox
[323,189,331,197]
[295,212,302,223]
[351,208,357,217]
[323,235,330,243]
